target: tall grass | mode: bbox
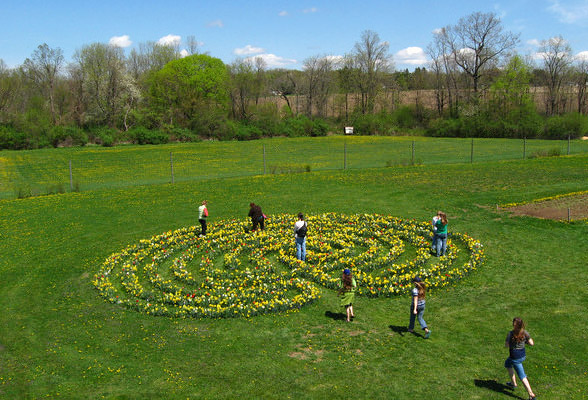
[0,147,586,399]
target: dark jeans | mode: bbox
[199,219,207,235]
[252,216,264,231]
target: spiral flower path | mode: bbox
[93,213,484,319]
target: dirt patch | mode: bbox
[502,193,588,221]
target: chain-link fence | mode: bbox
[2,136,587,199]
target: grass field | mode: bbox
[1,136,587,199]
[0,138,587,399]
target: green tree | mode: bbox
[149,54,230,129]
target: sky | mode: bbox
[2,0,588,71]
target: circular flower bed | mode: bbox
[93,213,484,318]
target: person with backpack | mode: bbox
[248,203,265,231]
[294,213,307,261]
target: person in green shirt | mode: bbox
[434,211,448,256]
[338,268,357,322]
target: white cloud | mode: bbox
[158,34,181,47]
[109,35,132,48]
[303,7,318,13]
[208,19,224,28]
[245,53,297,68]
[526,39,541,47]
[432,28,444,35]
[394,47,428,65]
[547,0,588,23]
[279,10,288,16]
[576,51,588,61]
[180,49,189,58]
[234,44,265,56]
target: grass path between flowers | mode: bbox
[0,150,587,399]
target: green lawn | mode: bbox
[0,142,587,399]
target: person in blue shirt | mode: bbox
[504,317,537,400]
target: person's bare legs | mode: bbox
[507,367,518,387]
[521,377,535,398]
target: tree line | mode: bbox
[1,11,587,150]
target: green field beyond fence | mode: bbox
[1,136,587,199]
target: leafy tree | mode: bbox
[149,54,230,130]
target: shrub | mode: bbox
[128,127,169,145]
[543,112,588,140]
[350,112,396,135]
[48,126,88,147]
[90,127,118,147]
[0,125,29,150]
[234,123,263,141]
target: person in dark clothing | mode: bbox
[248,203,265,231]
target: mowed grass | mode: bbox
[0,143,587,399]
[1,136,587,199]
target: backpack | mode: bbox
[297,222,307,238]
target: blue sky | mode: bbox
[2,0,588,70]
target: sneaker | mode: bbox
[529,396,537,400]
[424,330,431,339]
[505,382,516,390]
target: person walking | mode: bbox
[338,269,356,322]
[431,211,441,253]
[294,213,308,261]
[434,211,448,256]
[504,317,537,400]
[198,200,208,236]
[248,203,265,231]
[408,276,431,338]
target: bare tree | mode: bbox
[352,30,393,114]
[441,12,519,96]
[573,57,588,114]
[185,35,199,55]
[22,43,65,124]
[302,55,335,118]
[228,58,255,120]
[74,43,137,128]
[0,61,15,116]
[539,36,573,115]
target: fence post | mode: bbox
[263,145,266,174]
[69,160,73,191]
[568,135,571,155]
[568,208,571,222]
[523,137,526,159]
[344,141,347,170]
[170,152,174,184]
[411,140,415,165]
[470,139,474,163]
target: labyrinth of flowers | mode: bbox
[93,213,484,319]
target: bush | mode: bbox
[164,126,200,142]
[0,125,29,150]
[426,118,462,137]
[234,124,263,141]
[48,126,88,147]
[90,127,118,147]
[128,127,169,145]
[277,116,329,137]
[543,112,588,140]
[350,112,396,135]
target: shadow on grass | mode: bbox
[473,379,524,399]
[325,311,347,321]
[389,325,426,338]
